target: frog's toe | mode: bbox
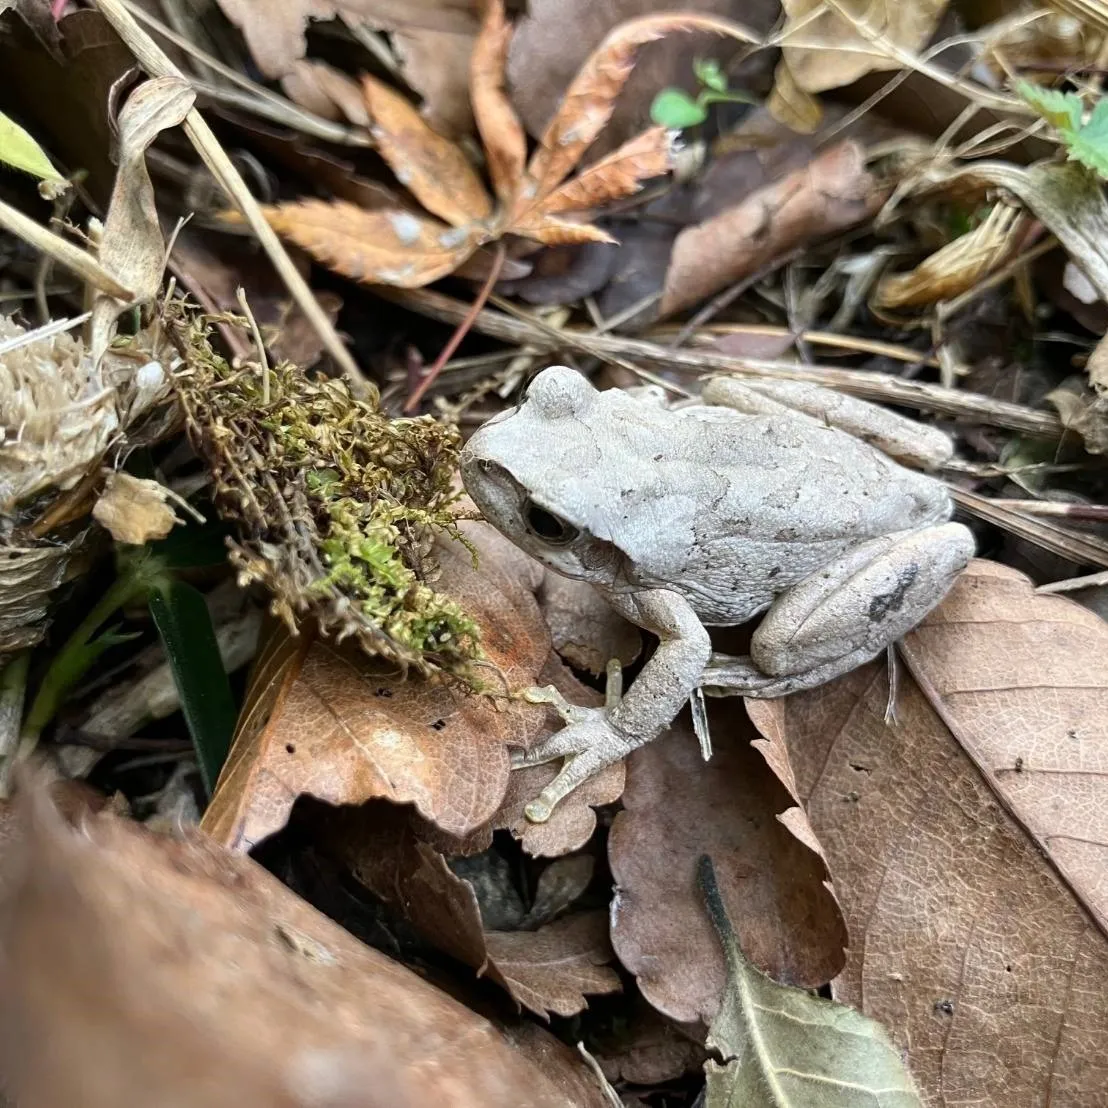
[700,653,780,695]
[522,747,608,823]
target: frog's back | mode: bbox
[611,400,954,624]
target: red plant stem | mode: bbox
[404,243,507,414]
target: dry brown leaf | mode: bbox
[341,806,619,1019]
[257,200,484,287]
[506,0,780,162]
[203,523,555,849]
[608,705,846,1025]
[540,126,672,214]
[746,560,1108,1103]
[594,1001,706,1085]
[660,140,887,315]
[361,73,492,228]
[470,0,525,204]
[777,0,949,95]
[509,213,618,246]
[213,0,479,78]
[280,59,370,126]
[91,75,194,363]
[537,572,641,676]
[485,912,622,1019]
[92,471,179,545]
[0,782,592,1108]
[520,12,731,207]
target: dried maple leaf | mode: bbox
[257,3,755,287]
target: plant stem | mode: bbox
[20,557,167,751]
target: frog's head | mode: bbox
[460,366,627,581]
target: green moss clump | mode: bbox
[169,305,480,677]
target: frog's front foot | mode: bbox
[513,664,628,822]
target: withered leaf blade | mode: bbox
[609,707,845,1025]
[745,559,1108,1103]
[91,75,194,363]
[340,808,620,1021]
[660,140,886,315]
[509,213,616,246]
[361,73,493,228]
[470,0,525,205]
[0,782,588,1108]
[260,200,483,287]
[538,125,673,215]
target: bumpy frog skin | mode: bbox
[460,367,974,822]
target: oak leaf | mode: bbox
[745,560,1108,1104]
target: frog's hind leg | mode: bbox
[703,377,954,468]
[702,523,974,698]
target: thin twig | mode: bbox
[0,198,132,301]
[94,0,373,399]
[984,499,1108,522]
[405,244,506,414]
[380,287,1065,438]
[235,286,271,404]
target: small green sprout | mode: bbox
[1019,81,1108,180]
[650,58,757,130]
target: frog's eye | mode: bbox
[523,498,579,546]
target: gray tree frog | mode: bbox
[460,367,974,822]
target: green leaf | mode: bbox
[650,88,708,129]
[148,579,237,795]
[694,57,728,93]
[0,110,61,181]
[699,856,922,1108]
[1018,81,1082,134]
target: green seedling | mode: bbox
[650,58,757,130]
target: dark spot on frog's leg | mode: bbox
[868,566,920,622]
[767,566,781,579]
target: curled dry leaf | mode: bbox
[539,126,673,214]
[746,560,1108,1103]
[776,0,949,95]
[91,471,179,545]
[341,807,620,1019]
[202,522,553,849]
[661,140,887,315]
[485,911,622,1019]
[0,781,593,1108]
[258,199,485,287]
[361,73,492,227]
[608,706,846,1026]
[874,202,1029,309]
[91,76,195,363]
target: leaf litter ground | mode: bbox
[1,0,1108,1105]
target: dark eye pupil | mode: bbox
[524,500,577,544]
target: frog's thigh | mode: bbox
[751,522,974,678]
[703,377,953,468]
